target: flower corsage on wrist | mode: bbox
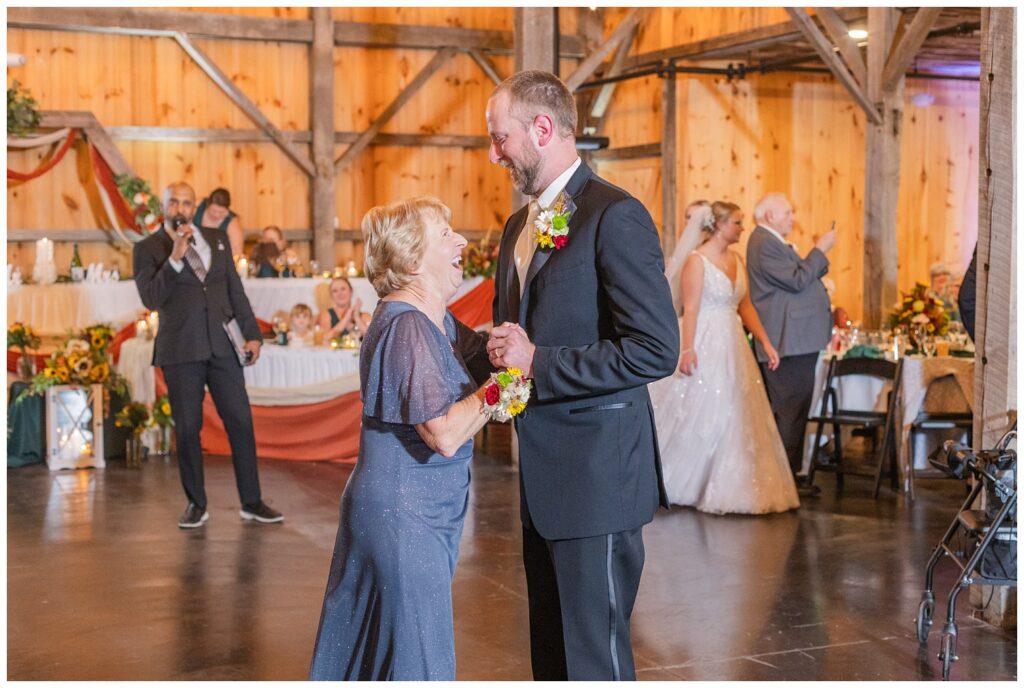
[482,367,533,422]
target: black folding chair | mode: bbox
[806,357,903,495]
[906,401,973,500]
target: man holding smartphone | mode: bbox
[746,192,836,495]
[133,182,282,528]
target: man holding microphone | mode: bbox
[133,182,282,528]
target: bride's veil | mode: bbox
[665,203,712,314]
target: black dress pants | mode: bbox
[162,355,261,509]
[760,352,819,475]
[522,518,645,680]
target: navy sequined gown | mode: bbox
[310,300,478,681]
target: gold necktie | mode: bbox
[514,199,540,296]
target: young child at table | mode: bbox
[288,303,315,347]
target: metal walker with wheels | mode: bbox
[914,425,1016,681]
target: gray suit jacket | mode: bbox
[745,225,832,362]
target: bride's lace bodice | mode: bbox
[695,252,744,313]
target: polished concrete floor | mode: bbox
[7,424,1016,680]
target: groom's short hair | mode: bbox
[494,70,577,139]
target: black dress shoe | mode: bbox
[240,501,284,524]
[178,503,209,529]
[797,484,822,497]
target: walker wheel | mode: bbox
[939,632,957,680]
[915,599,934,643]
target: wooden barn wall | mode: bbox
[597,7,979,323]
[8,7,979,325]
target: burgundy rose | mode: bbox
[485,384,500,405]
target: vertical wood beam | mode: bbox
[334,47,456,170]
[971,8,1017,628]
[172,32,314,177]
[310,8,336,268]
[974,7,1017,450]
[512,8,557,210]
[661,72,677,259]
[862,8,902,328]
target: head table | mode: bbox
[7,276,485,336]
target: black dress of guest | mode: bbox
[958,244,977,341]
[309,300,484,681]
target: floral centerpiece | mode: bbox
[462,239,499,279]
[886,282,949,349]
[25,324,128,412]
[8,322,42,380]
[115,401,150,467]
[151,394,175,455]
[114,173,163,235]
[115,402,150,434]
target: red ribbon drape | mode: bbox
[7,129,79,182]
[449,278,495,329]
[89,144,139,231]
[6,350,51,373]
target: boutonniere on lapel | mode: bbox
[534,191,576,251]
[216,240,225,251]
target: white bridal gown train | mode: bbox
[649,253,799,515]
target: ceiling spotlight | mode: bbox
[911,93,936,107]
[848,29,869,40]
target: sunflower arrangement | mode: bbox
[114,402,150,435]
[26,324,128,411]
[151,395,174,428]
[7,322,41,352]
[886,282,950,343]
[462,239,499,279]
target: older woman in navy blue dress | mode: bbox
[309,196,492,680]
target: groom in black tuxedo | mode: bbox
[485,71,679,680]
[133,182,282,529]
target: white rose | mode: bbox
[133,192,145,205]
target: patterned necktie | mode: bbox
[514,199,540,296]
[184,238,207,282]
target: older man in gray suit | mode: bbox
[746,193,836,491]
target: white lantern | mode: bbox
[45,384,105,470]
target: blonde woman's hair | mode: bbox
[361,196,452,297]
[702,201,741,241]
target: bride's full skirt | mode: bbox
[649,310,799,515]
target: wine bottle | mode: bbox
[70,243,85,282]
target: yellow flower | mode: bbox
[536,233,554,249]
[90,332,107,349]
[43,367,57,379]
[926,323,935,333]
[912,300,925,313]
[161,402,171,415]
[508,400,526,417]
[507,367,523,377]
[72,356,93,377]
[56,367,70,383]
[90,362,109,382]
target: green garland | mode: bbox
[7,80,41,137]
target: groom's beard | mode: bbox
[501,145,543,197]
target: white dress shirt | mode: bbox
[167,224,212,273]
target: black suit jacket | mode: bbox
[494,161,679,540]
[133,227,262,367]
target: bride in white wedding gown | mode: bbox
[649,202,799,515]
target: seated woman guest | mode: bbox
[194,187,243,257]
[318,276,372,339]
[309,196,492,680]
[249,225,300,277]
